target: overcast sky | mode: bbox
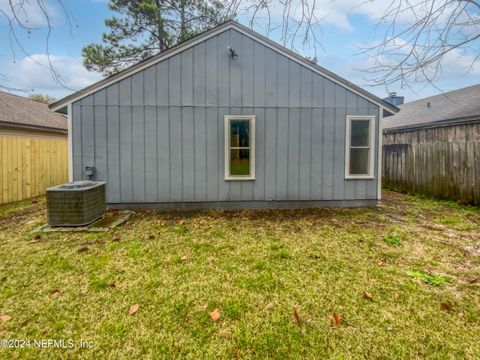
[1,0,479,102]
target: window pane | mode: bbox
[230,120,250,147]
[230,149,250,176]
[351,120,370,147]
[350,148,369,175]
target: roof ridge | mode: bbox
[0,90,39,102]
[401,83,480,106]
[0,90,59,107]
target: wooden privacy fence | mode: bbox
[0,137,68,205]
[383,142,480,205]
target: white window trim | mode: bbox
[377,111,383,199]
[67,103,73,182]
[224,115,256,181]
[345,115,376,180]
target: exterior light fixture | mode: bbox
[228,45,238,59]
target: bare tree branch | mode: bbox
[0,0,75,92]
[2,0,478,95]
[227,0,325,55]
[356,0,480,91]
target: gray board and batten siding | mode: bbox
[70,27,381,208]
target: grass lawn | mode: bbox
[0,191,479,359]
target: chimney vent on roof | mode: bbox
[383,92,404,106]
[427,102,431,108]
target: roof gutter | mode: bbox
[0,120,67,135]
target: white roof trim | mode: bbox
[50,21,398,113]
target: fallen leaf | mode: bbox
[293,308,301,326]
[0,315,12,322]
[129,304,140,315]
[232,346,241,359]
[465,245,480,254]
[265,302,274,310]
[440,302,451,311]
[209,309,220,321]
[181,255,188,261]
[330,313,341,326]
[363,292,373,301]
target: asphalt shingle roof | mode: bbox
[0,91,67,131]
[383,84,480,131]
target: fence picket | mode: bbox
[383,140,480,205]
[0,137,68,205]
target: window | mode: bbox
[225,115,255,180]
[345,116,375,179]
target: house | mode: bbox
[0,91,68,204]
[50,20,399,210]
[0,91,67,139]
[382,84,480,205]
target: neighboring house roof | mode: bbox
[383,84,480,132]
[50,20,399,115]
[0,91,67,133]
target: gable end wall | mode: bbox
[71,28,380,204]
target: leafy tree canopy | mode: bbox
[28,93,56,104]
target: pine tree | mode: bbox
[82,0,231,76]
